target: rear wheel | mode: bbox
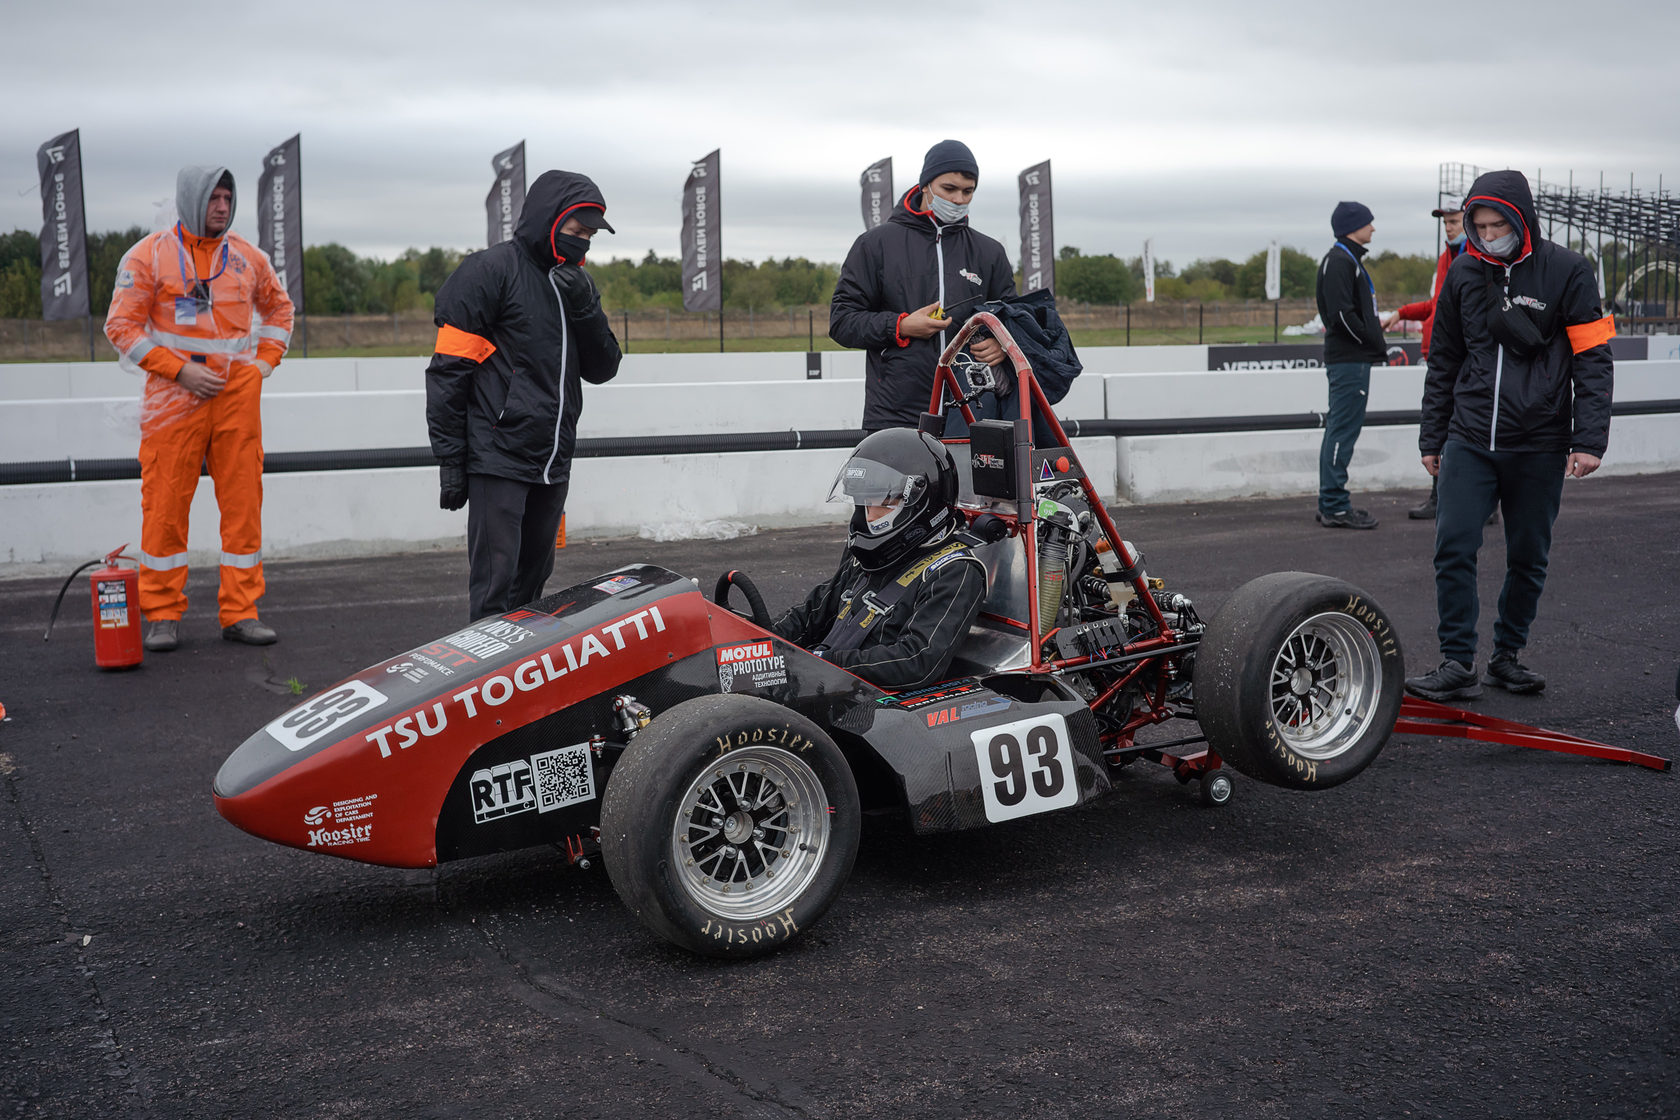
[1194,572,1403,789]
[600,694,860,958]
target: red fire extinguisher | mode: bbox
[44,544,145,670]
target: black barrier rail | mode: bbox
[5,400,1680,486]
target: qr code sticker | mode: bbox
[532,744,596,812]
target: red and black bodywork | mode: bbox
[214,565,1110,868]
[216,309,1667,887]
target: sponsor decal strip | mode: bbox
[363,606,668,760]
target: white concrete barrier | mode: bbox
[1,344,1673,572]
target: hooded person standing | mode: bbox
[1313,200,1395,530]
[830,140,1015,433]
[105,166,294,651]
[1404,170,1614,701]
[426,169,622,621]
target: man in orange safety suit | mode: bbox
[104,165,294,651]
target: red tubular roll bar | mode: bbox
[922,311,1672,774]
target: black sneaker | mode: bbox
[1405,659,1482,701]
[1316,508,1378,530]
[1407,495,1436,520]
[1484,651,1544,694]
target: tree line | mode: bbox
[3,227,1460,320]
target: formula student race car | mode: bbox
[216,312,1411,958]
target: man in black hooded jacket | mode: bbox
[427,170,623,620]
[1404,169,1614,701]
[830,140,1016,432]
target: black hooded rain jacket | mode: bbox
[830,187,1015,431]
[1422,169,1614,457]
[427,171,622,485]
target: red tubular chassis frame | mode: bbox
[927,312,1671,776]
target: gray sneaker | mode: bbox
[222,618,278,646]
[1405,659,1482,701]
[1484,651,1544,694]
[143,620,179,652]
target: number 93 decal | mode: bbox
[971,714,1078,822]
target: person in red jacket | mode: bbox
[1397,204,1466,519]
[105,166,294,651]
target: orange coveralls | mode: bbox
[104,227,293,626]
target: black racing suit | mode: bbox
[772,533,988,691]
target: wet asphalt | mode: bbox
[2,472,1677,1119]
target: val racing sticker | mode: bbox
[923,694,1012,728]
[593,575,641,595]
[470,743,596,824]
[266,680,390,752]
[972,713,1078,823]
[716,641,788,694]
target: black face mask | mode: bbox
[552,231,591,266]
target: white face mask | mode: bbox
[927,193,969,224]
[1483,231,1520,258]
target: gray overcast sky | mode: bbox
[4,0,1676,268]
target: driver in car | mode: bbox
[771,429,988,691]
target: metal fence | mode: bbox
[0,296,1404,363]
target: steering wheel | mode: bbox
[713,570,772,629]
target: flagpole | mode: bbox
[77,129,94,361]
[297,135,307,357]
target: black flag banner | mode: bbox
[257,134,304,313]
[37,129,89,321]
[682,149,721,313]
[486,141,526,248]
[1018,160,1054,294]
[860,157,892,230]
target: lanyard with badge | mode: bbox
[1335,241,1378,316]
[173,222,229,327]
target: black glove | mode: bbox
[552,265,601,319]
[438,458,467,511]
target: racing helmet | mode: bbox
[828,429,959,571]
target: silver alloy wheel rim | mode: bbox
[671,745,831,920]
[1267,611,1382,760]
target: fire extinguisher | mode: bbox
[44,544,145,670]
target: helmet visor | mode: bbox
[827,455,928,509]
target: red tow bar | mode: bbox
[1394,696,1672,772]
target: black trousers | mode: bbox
[466,473,569,622]
[1432,439,1565,664]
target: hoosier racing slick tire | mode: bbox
[1194,572,1403,790]
[599,694,860,958]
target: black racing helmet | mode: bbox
[828,429,959,571]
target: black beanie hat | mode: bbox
[919,139,979,186]
[1332,200,1375,239]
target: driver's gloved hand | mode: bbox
[552,265,601,320]
[438,458,468,510]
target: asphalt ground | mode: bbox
[3,473,1677,1119]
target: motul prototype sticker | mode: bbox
[470,743,596,824]
[716,641,788,694]
[266,680,391,752]
[972,714,1077,822]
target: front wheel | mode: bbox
[1194,572,1403,789]
[599,694,860,958]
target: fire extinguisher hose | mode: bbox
[43,560,105,642]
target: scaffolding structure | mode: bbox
[1439,163,1677,332]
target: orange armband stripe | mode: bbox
[1565,314,1615,354]
[434,324,496,363]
